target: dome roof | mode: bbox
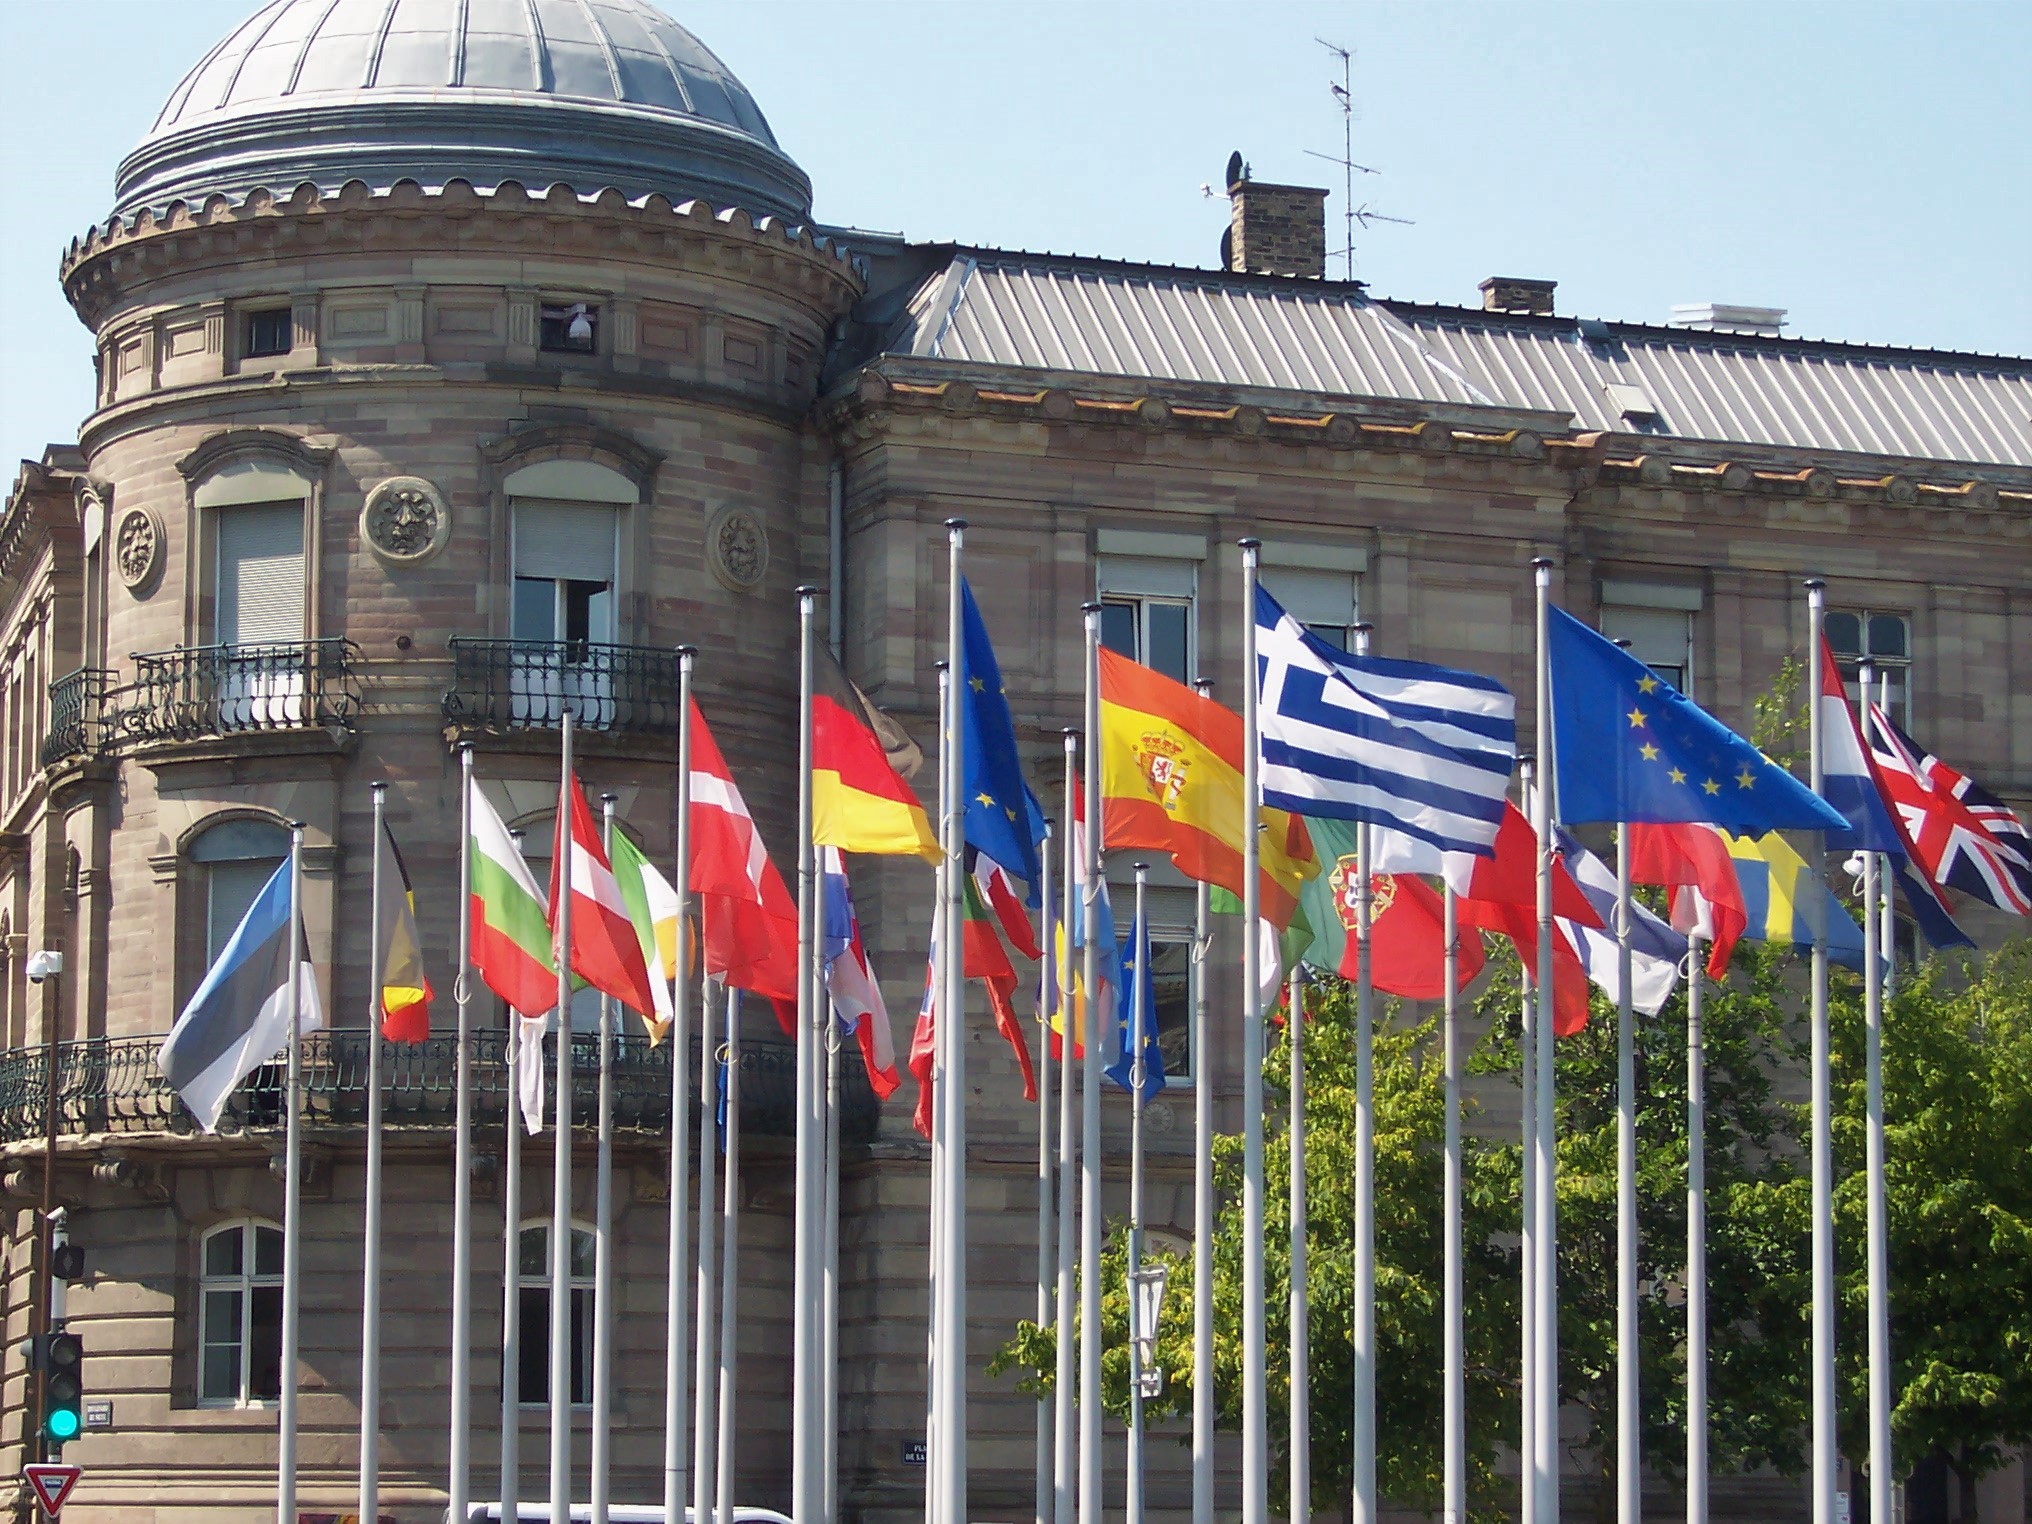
[116,0,810,220]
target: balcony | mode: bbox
[0,1031,874,1147]
[443,638,687,740]
[115,639,363,747]
[41,666,112,766]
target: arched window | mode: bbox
[515,1220,596,1406]
[198,1219,283,1406]
[189,818,289,962]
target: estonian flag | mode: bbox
[157,859,324,1132]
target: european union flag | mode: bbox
[960,578,1047,892]
[1105,901,1166,1099]
[1548,606,1846,832]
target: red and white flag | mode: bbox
[549,774,657,1018]
[689,697,800,1026]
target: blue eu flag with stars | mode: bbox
[1547,606,1846,832]
[960,578,1048,892]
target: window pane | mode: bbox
[571,1287,595,1405]
[518,1287,548,1399]
[1867,614,1908,660]
[513,577,557,642]
[208,860,282,964]
[201,1289,243,1402]
[1306,623,1348,652]
[570,1228,597,1279]
[247,1286,283,1400]
[1099,601,1138,662]
[253,1226,284,1277]
[204,1228,242,1278]
[519,1224,548,1277]
[1824,611,1862,658]
[1146,602,1190,685]
[1148,937,1193,1081]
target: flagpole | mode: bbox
[361,784,387,1524]
[1615,822,1638,1524]
[1874,671,1896,1000]
[1517,759,1538,1524]
[1187,682,1215,1524]
[793,584,821,1524]
[1287,959,1309,1524]
[926,662,950,1524]
[667,649,696,1524]
[1442,883,1465,1524]
[937,518,970,1524]
[1858,657,1892,1524]
[1237,539,1269,1524]
[451,752,475,1524]
[502,822,527,1524]
[1530,556,1560,1524]
[1127,862,1150,1524]
[277,821,305,1524]
[824,1001,842,1524]
[593,795,620,1524]
[1077,601,1106,1524]
[1034,819,1057,1524]
[1804,577,1835,1524]
[550,709,576,1524]
[1685,928,1708,1524]
[715,988,742,1524]
[1053,730,1079,1524]
[693,971,720,1524]
[1350,618,1377,1524]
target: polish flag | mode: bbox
[549,773,656,1018]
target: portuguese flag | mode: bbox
[468,780,556,1017]
[1296,815,1482,999]
[813,646,939,862]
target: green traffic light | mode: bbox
[44,1407,80,1442]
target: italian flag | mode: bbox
[468,781,556,1017]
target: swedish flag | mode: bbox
[1724,830,1872,972]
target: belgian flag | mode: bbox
[377,820,434,1042]
[813,648,939,861]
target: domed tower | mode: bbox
[39,2,863,1516]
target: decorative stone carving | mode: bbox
[360,476,451,565]
[707,505,768,592]
[114,506,163,592]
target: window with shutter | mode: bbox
[215,505,304,647]
[512,502,618,646]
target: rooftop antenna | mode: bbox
[1304,37,1411,280]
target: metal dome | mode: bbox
[115,0,810,220]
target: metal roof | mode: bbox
[882,251,2032,469]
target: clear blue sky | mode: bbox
[3,0,2027,462]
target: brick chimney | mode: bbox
[1479,276,1557,316]
[1226,175,1328,279]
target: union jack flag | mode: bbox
[1863,708,2032,916]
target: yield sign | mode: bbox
[23,1464,81,1515]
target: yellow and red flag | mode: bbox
[1097,647,1317,926]
[376,819,434,1042]
[813,649,939,862]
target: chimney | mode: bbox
[1479,276,1557,316]
[1225,169,1328,279]
[1669,303,1786,338]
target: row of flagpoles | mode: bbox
[148,515,2032,1524]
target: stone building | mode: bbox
[2,1,2029,1521]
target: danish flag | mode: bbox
[1863,707,2032,916]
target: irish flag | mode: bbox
[469,782,555,1017]
[610,830,681,1039]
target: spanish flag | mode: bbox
[1097,647,1317,927]
[377,819,434,1042]
[813,648,939,862]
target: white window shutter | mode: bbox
[514,502,618,584]
[216,505,304,646]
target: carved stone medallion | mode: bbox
[706,505,769,593]
[360,476,451,565]
[114,507,163,592]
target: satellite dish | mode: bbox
[1225,151,1245,190]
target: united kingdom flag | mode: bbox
[1864,708,2032,916]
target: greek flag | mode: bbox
[1255,585,1515,887]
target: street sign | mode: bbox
[24,1463,81,1515]
[81,1401,111,1432]
[902,1439,927,1465]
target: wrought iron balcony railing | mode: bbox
[41,666,113,766]
[111,639,364,747]
[0,1031,874,1147]
[443,638,687,739]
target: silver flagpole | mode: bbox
[1615,823,1638,1524]
[1685,928,1709,1524]
[716,988,743,1524]
[1442,884,1465,1524]
[1287,960,1309,1524]
[693,972,720,1524]
[1035,821,1057,1524]
[593,795,620,1524]
[1350,620,1376,1524]
[1237,539,1269,1524]
[1804,577,1835,1524]
[1875,672,1896,1000]
[1076,602,1105,1524]
[503,824,529,1523]
[926,663,950,1524]
[793,585,821,1524]
[550,711,578,1524]
[1859,658,1892,1524]
[666,650,696,1524]
[1053,731,1079,1524]
[937,519,970,1524]
[1518,760,1538,1524]
[362,784,387,1524]
[1530,557,1560,1524]
[451,752,476,1524]
[277,822,306,1524]
[1127,864,1150,1524]
[1188,684,1214,1524]
[824,1006,842,1524]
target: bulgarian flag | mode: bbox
[549,774,658,1020]
[609,830,682,1040]
[468,781,555,1017]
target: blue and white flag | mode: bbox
[1255,584,1515,891]
[156,859,323,1133]
[1104,900,1165,1100]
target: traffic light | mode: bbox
[33,1332,82,1446]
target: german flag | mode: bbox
[813,648,939,861]
[1098,647,1317,926]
